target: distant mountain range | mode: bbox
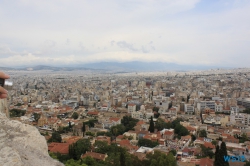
[0,61,217,72]
[77,61,214,71]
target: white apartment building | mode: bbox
[230,106,239,114]
[197,100,215,111]
[184,104,194,114]
[215,102,223,112]
[154,100,169,109]
[230,113,245,124]
[244,114,250,126]
[128,104,136,113]
[131,111,144,119]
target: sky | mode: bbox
[0,0,250,68]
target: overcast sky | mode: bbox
[0,0,250,67]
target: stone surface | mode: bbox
[0,99,64,166]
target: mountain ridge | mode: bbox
[0,61,219,72]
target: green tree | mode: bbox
[121,116,139,132]
[155,118,171,131]
[199,129,207,137]
[48,132,62,143]
[220,142,229,166]
[154,112,160,118]
[212,140,217,146]
[240,133,248,143]
[214,145,220,166]
[146,150,176,166]
[85,119,98,127]
[82,156,96,166]
[214,142,229,166]
[166,152,177,166]
[69,139,91,160]
[33,112,41,122]
[150,159,157,166]
[9,109,26,117]
[168,102,172,109]
[105,144,126,166]
[245,161,250,166]
[138,138,159,148]
[187,95,190,103]
[153,107,159,112]
[69,121,72,129]
[171,118,183,128]
[85,131,95,137]
[96,131,112,137]
[111,124,125,136]
[200,145,214,159]
[169,149,177,156]
[49,152,71,163]
[174,124,189,138]
[72,112,79,119]
[65,159,87,166]
[148,116,155,133]
[191,134,196,142]
[82,123,86,132]
[49,152,58,160]
[82,123,86,137]
[120,151,126,166]
[94,141,109,154]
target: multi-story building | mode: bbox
[184,104,194,114]
[197,100,215,111]
[215,102,223,112]
[128,104,136,113]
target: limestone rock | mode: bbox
[0,100,64,166]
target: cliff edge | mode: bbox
[0,99,64,166]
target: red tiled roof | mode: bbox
[48,142,70,154]
[63,136,81,144]
[119,139,130,146]
[122,144,139,151]
[137,121,145,125]
[203,142,215,149]
[143,135,152,139]
[186,126,196,131]
[164,131,174,136]
[181,135,191,140]
[116,135,124,139]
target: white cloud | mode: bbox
[0,0,250,67]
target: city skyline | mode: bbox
[0,0,250,68]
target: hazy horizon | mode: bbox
[0,0,250,68]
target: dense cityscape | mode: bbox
[1,68,250,166]
[1,1,250,166]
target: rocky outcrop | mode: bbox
[0,99,64,166]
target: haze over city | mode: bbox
[0,0,250,68]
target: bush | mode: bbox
[72,112,79,119]
[9,109,26,117]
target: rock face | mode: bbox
[0,99,64,166]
